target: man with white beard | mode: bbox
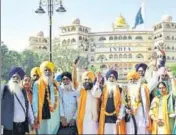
[1,67,34,135]
[32,61,60,134]
[97,70,125,134]
[118,71,151,134]
[58,71,79,135]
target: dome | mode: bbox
[115,15,126,26]
[37,31,44,37]
[72,18,80,24]
[162,15,172,22]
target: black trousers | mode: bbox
[3,122,25,135]
[57,122,78,135]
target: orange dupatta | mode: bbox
[98,86,126,134]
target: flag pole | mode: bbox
[142,0,146,29]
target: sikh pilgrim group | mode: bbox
[1,49,176,135]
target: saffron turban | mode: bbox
[30,67,41,78]
[135,63,148,72]
[82,71,95,82]
[61,72,72,81]
[40,61,55,73]
[106,70,118,80]
[127,71,140,80]
[8,67,25,80]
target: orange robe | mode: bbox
[98,86,126,134]
[77,88,100,134]
[37,78,59,123]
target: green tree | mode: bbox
[19,50,42,76]
[170,64,176,77]
[52,46,80,72]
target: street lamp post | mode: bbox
[35,0,66,62]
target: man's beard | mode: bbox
[128,82,140,92]
[8,79,21,93]
[106,81,116,95]
[63,83,73,91]
[43,76,52,85]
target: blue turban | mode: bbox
[135,63,148,72]
[106,70,118,80]
[55,73,62,82]
[61,72,72,81]
[8,67,25,80]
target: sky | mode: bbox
[2,0,176,51]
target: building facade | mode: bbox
[29,31,49,50]
[29,15,176,83]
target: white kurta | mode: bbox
[82,87,101,134]
[125,85,149,134]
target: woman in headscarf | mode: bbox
[149,81,171,134]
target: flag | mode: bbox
[133,0,145,29]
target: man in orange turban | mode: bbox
[77,71,102,134]
[30,67,41,83]
[32,61,60,134]
[118,71,151,134]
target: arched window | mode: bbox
[71,38,76,43]
[172,57,175,60]
[91,56,95,61]
[114,36,118,40]
[79,27,82,31]
[167,56,170,60]
[123,36,127,40]
[128,54,132,58]
[167,46,170,50]
[135,36,143,40]
[119,54,122,58]
[42,46,47,49]
[79,36,82,40]
[42,39,47,43]
[99,37,106,41]
[109,36,113,40]
[68,27,71,31]
[128,36,132,40]
[172,46,174,50]
[114,54,118,59]
[109,54,113,59]
[166,36,170,40]
[85,29,88,33]
[165,24,170,28]
[123,54,127,58]
[119,36,122,40]
[160,34,162,37]
[62,40,66,44]
[136,54,144,59]
[71,26,76,31]
[172,36,175,40]
[154,36,157,39]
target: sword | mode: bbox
[125,106,138,135]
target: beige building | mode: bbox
[153,15,176,67]
[29,15,176,83]
[29,31,49,50]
